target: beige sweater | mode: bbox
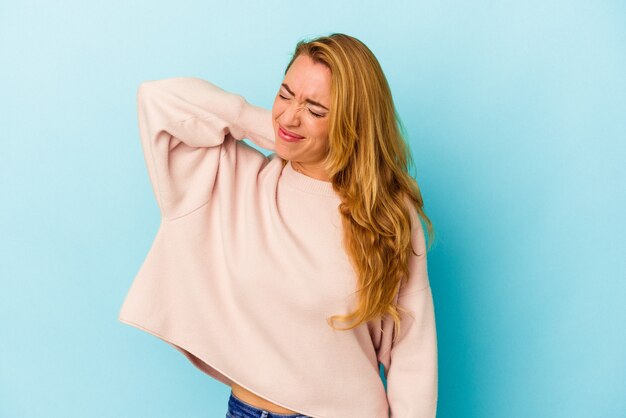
[117,77,438,418]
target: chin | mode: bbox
[275,145,297,163]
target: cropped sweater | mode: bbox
[117,77,438,418]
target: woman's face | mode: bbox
[272,54,332,178]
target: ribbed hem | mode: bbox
[281,160,339,198]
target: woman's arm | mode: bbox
[380,209,438,417]
[135,77,274,220]
[385,286,438,417]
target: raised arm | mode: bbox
[135,77,274,220]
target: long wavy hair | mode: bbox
[280,33,436,339]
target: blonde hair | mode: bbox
[281,33,436,339]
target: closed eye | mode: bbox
[278,94,325,118]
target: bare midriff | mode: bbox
[231,382,299,414]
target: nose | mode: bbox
[280,101,305,126]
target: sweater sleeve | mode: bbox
[382,208,438,418]
[135,77,275,220]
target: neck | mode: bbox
[291,161,331,182]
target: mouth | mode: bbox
[278,125,305,142]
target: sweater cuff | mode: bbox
[235,98,276,152]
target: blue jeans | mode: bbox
[226,391,311,418]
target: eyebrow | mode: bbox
[281,83,329,111]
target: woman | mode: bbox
[118,33,437,418]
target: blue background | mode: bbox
[1,1,624,417]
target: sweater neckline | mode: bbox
[281,160,338,198]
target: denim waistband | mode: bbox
[227,391,310,418]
